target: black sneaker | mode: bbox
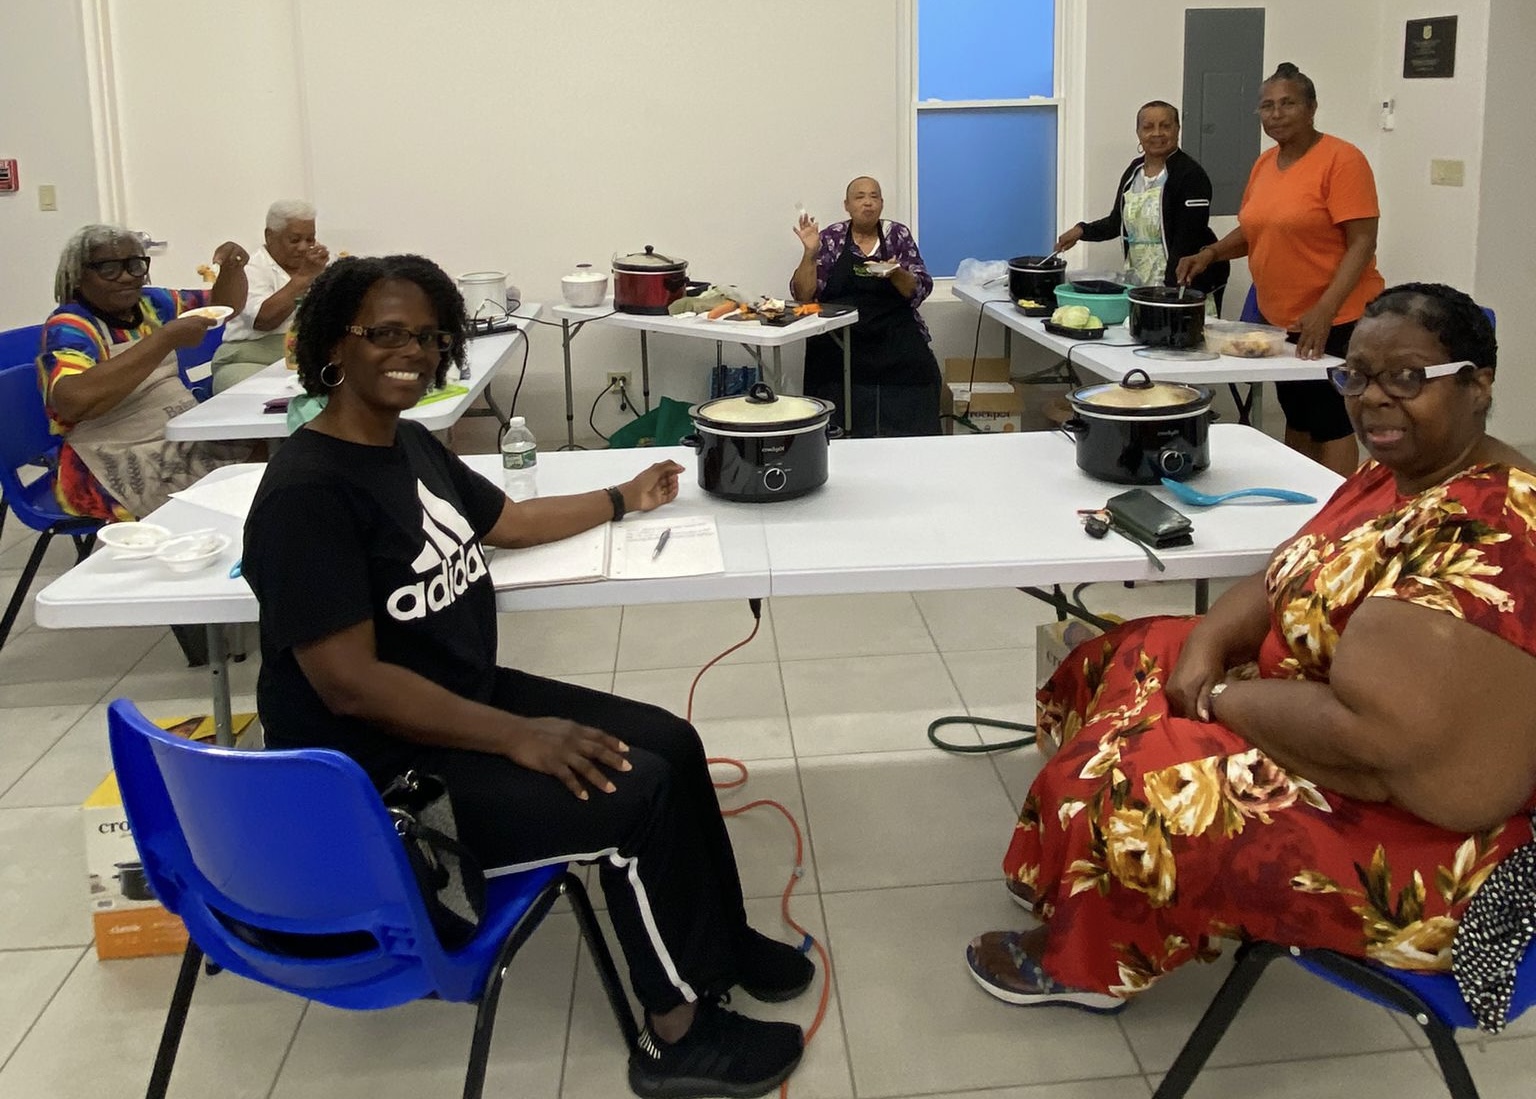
[627,996,804,1099]
[737,928,816,1003]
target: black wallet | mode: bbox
[1105,488,1194,549]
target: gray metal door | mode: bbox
[1182,8,1266,215]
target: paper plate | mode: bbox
[182,305,234,325]
[1134,346,1219,362]
[863,261,898,276]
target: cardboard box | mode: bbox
[83,713,256,960]
[944,358,1024,434]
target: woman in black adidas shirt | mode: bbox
[243,255,806,1099]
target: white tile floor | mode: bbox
[1,512,1532,1097]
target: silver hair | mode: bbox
[54,224,142,304]
[265,199,317,232]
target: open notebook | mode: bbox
[488,515,724,590]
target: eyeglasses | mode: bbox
[1327,360,1474,399]
[1255,98,1305,115]
[83,256,150,280]
[344,325,454,352]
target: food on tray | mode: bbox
[1016,298,1044,309]
[1204,320,1287,358]
[793,303,821,316]
[1050,305,1104,330]
[706,300,740,320]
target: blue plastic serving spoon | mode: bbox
[1160,478,1317,507]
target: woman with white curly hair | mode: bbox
[210,199,330,391]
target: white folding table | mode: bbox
[549,299,859,446]
[34,426,1339,744]
[164,301,544,441]
[951,282,1343,427]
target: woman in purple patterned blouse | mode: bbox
[790,177,942,436]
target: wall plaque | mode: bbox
[1404,16,1457,79]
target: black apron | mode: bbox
[802,224,941,437]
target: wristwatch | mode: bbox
[605,485,626,522]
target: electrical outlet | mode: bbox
[606,371,632,411]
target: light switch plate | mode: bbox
[37,184,57,211]
[1430,159,1465,187]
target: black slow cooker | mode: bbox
[682,383,837,501]
[1127,286,1207,349]
[1008,255,1067,304]
[1064,369,1213,484]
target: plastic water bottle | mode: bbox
[500,417,539,500]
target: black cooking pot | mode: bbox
[1128,286,1207,349]
[612,246,689,315]
[1007,255,1066,303]
[682,383,838,501]
[1063,368,1213,484]
[114,860,156,902]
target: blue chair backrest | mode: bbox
[1482,306,1496,331]
[106,698,458,1010]
[0,361,78,532]
[176,327,224,400]
[0,323,43,369]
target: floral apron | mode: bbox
[64,336,248,519]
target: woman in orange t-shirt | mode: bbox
[1178,62,1385,477]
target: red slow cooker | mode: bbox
[612,246,689,315]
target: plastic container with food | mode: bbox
[1053,280,1133,326]
[1204,319,1288,358]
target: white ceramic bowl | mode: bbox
[155,532,231,574]
[561,267,609,308]
[96,522,173,553]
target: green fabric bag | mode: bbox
[606,395,696,449]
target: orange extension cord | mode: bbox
[685,611,831,1099]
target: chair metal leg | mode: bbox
[1300,950,1483,1099]
[565,872,640,1052]
[461,877,568,1099]
[0,532,52,652]
[72,531,96,561]
[1152,941,1282,1098]
[147,941,205,1099]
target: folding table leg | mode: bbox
[561,319,578,449]
[207,625,235,746]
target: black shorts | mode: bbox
[1268,317,1356,444]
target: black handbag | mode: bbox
[380,770,486,948]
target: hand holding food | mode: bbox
[196,263,217,283]
[210,241,249,268]
[298,243,330,278]
[794,213,821,253]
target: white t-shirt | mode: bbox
[223,246,295,343]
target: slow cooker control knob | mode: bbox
[1157,447,1189,476]
[762,466,789,493]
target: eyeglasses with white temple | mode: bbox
[84,256,151,280]
[1326,360,1475,399]
[344,325,454,352]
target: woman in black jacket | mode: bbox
[1054,100,1229,310]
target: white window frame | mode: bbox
[903,0,1085,287]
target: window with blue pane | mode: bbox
[915,0,1059,277]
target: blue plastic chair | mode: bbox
[0,360,101,650]
[1153,936,1536,1097]
[0,323,46,540]
[175,326,224,401]
[105,698,639,1099]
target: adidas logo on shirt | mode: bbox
[386,481,489,621]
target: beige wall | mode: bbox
[1475,0,1534,445]
[1,0,1529,446]
[0,0,101,325]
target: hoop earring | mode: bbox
[1136,142,1145,155]
[320,362,345,388]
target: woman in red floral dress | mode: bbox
[968,284,1536,1012]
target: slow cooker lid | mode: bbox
[1071,369,1209,412]
[1128,285,1207,306]
[1008,254,1065,271]
[695,383,828,427]
[614,245,687,272]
